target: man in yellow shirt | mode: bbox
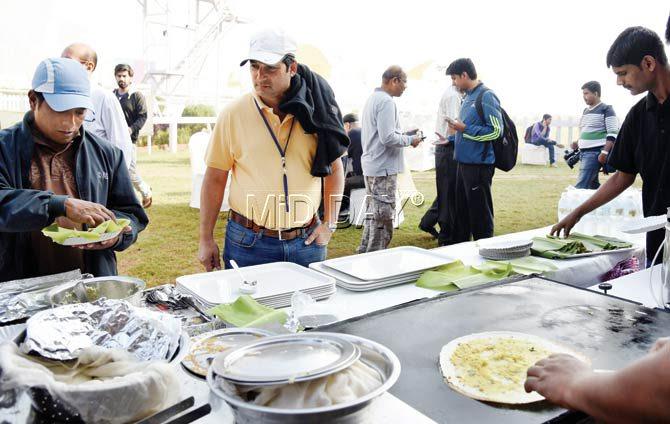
[198,28,345,270]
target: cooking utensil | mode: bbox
[164,403,212,424]
[137,396,195,424]
[229,260,257,294]
[207,333,400,424]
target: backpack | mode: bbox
[475,89,518,172]
[524,124,533,143]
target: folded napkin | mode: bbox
[42,219,130,245]
[416,260,514,292]
[207,295,287,327]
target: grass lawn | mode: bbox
[118,149,624,287]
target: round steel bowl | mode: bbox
[207,333,401,424]
[48,276,146,306]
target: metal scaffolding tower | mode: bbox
[136,0,246,151]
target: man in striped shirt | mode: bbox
[572,81,620,189]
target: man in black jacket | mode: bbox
[114,63,152,207]
[0,57,148,281]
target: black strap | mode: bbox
[253,99,295,213]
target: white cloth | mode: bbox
[435,85,462,138]
[86,84,133,170]
[232,360,382,409]
[0,342,179,423]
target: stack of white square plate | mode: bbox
[310,246,453,292]
[478,239,533,260]
[175,262,336,309]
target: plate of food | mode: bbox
[42,219,130,246]
[439,331,589,404]
[181,328,273,378]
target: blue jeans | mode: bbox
[576,149,601,189]
[222,219,326,269]
[529,139,556,164]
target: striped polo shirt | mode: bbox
[578,102,619,149]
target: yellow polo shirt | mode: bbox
[205,93,321,230]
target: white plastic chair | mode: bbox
[188,129,230,211]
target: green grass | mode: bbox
[118,149,630,287]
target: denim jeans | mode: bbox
[529,139,556,164]
[575,149,601,189]
[222,219,326,269]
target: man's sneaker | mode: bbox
[556,143,565,148]
[419,224,439,239]
[549,163,558,168]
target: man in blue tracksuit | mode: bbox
[446,58,502,242]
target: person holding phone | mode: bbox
[419,82,462,246]
[357,65,423,253]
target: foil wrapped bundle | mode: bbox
[21,299,181,361]
[0,270,83,323]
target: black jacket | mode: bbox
[114,90,148,143]
[279,64,349,177]
[0,113,149,282]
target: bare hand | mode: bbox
[78,226,131,250]
[525,353,593,409]
[571,142,578,151]
[447,119,466,132]
[410,134,423,148]
[434,132,446,142]
[198,239,221,271]
[550,210,582,238]
[65,198,117,227]
[304,223,332,246]
[598,152,608,165]
[650,337,670,353]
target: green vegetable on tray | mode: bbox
[42,219,130,245]
[531,232,632,259]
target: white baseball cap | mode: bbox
[240,28,297,66]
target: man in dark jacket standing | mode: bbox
[114,63,152,207]
[0,57,148,282]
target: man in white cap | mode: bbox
[0,57,148,281]
[198,28,346,270]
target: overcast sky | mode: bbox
[1,0,668,121]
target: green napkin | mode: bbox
[416,260,514,291]
[207,295,288,327]
[41,219,130,244]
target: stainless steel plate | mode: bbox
[212,332,360,385]
[181,328,272,378]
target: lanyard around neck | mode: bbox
[253,98,295,213]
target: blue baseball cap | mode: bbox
[31,58,94,112]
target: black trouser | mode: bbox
[452,162,495,243]
[341,174,365,211]
[420,143,458,245]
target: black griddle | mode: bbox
[319,276,667,423]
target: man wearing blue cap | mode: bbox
[0,57,148,282]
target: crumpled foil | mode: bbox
[0,270,83,323]
[20,299,182,362]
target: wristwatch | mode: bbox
[326,222,338,233]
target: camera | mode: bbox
[564,149,580,169]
